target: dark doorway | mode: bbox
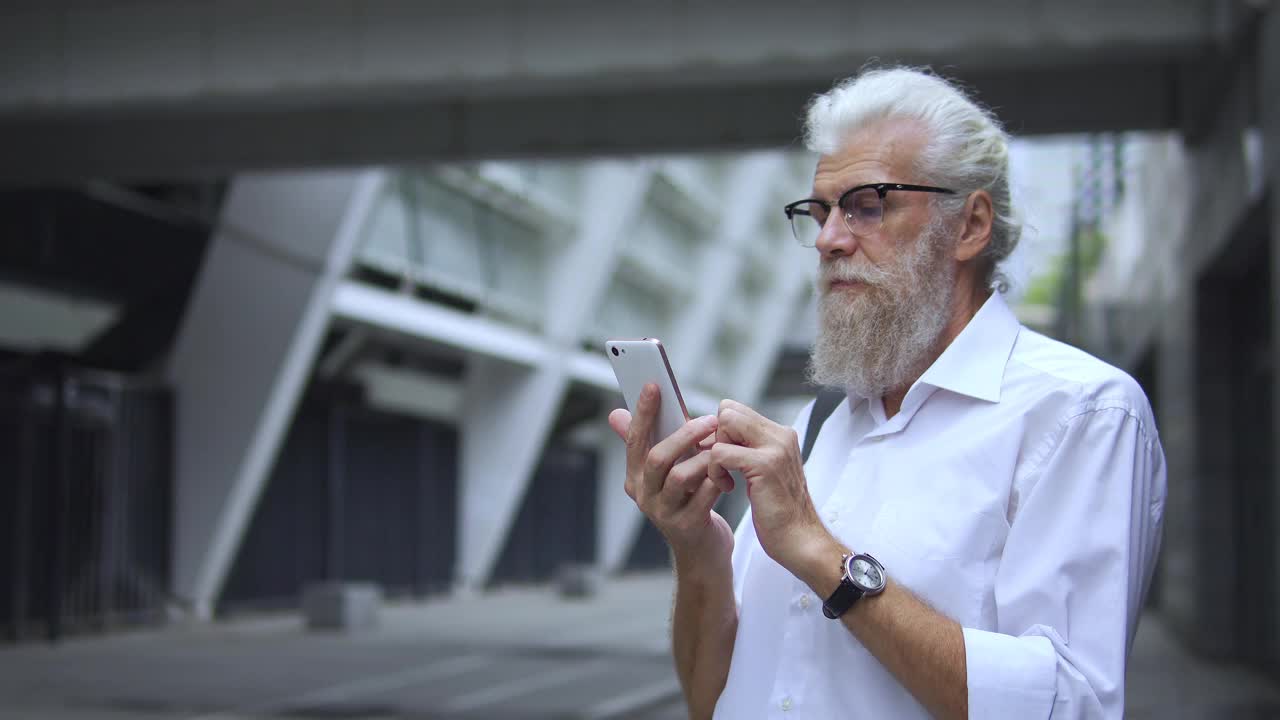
[220,384,458,613]
[489,443,598,586]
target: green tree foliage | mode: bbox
[1020,228,1109,309]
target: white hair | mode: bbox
[803,66,1020,292]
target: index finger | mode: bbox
[643,414,719,498]
[716,398,767,447]
[625,383,661,469]
[650,413,719,469]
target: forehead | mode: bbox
[811,119,929,198]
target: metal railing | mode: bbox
[0,355,172,643]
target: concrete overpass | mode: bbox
[0,0,1243,183]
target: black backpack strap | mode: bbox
[801,388,846,464]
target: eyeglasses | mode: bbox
[783,182,956,247]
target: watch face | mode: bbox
[847,554,885,592]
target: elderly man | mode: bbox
[609,67,1165,719]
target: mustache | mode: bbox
[818,257,895,292]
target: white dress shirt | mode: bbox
[714,292,1166,719]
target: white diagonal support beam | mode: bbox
[599,154,816,569]
[462,160,653,587]
[545,161,653,342]
[597,429,635,573]
[596,153,793,570]
[167,170,383,617]
[669,153,790,372]
[458,357,569,587]
[732,252,815,404]
[543,161,665,577]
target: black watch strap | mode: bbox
[822,577,864,619]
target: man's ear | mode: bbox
[954,190,994,262]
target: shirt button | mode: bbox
[798,595,811,610]
[781,697,793,711]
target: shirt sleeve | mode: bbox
[964,403,1167,719]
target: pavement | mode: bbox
[0,573,685,720]
[0,571,1276,719]
[1126,612,1280,719]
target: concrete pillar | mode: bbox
[1189,274,1239,657]
[1259,3,1280,666]
[596,430,635,573]
[1155,48,1257,656]
[457,358,569,587]
[1153,285,1197,639]
[167,171,382,617]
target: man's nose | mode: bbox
[814,210,858,259]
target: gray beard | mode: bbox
[806,219,956,400]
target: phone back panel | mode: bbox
[605,338,690,444]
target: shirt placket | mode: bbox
[765,456,865,717]
[769,575,819,717]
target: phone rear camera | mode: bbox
[611,346,619,356]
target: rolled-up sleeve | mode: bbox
[965,402,1167,719]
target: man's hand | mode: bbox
[608,384,733,571]
[708,399,827,574]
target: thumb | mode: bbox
[608,408,632,441]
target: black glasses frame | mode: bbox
[783,182,957,244]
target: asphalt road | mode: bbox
[2,571,1278,719]
[0,573,686,720]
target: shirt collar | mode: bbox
[841,292,1022,425]
[914,291,1021,403]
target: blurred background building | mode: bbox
[1,0,1278,716]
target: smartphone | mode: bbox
[605,338,690,444]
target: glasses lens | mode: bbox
[788,201,826,247]
[840,188,883,236]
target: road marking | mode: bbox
[188,653,490,720]
[546,612,666,649]
[580,676,683,719]
[440,659,613,712]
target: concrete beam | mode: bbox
[332,281,554,368]
[0,0,1218,183]
[330,280,725,412]
[0,0,1213,112]
[0,63,1197,185]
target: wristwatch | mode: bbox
[822,552,887,619]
